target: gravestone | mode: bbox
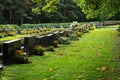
[59,31,64,36]
[63,30,69,37]
[3,39,21,65]
[35,36,48,47]
[24,36,36,56]
[46,34,54,46]
[53,31,59,40]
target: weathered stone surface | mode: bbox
[3,39,21,65]
[63,30,69,37]
[24,36,36,56]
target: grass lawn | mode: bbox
[0,25,120,80]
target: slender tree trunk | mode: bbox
[63,0,67,22]
[21,17,24,24]
[38,15,41,23]
[9,9,12,24]
[35,15,38,24]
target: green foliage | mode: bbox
[34,45,46,55]
[15,50,29,64]
[0,34,4,38]
[75,0,120,20]
[89,24,96,30]
[53,40,58,47]
[42,0,60,13]
[32,0,60,14]
[83,29,89,33]
[46,46,55,52]
[68,34,79,41]
[76,32,82,37]
[58,37,70,44]
[0,25,120,80]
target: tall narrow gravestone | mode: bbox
[24,36,36,56]
[3,39,21,65]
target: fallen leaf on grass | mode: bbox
[101,67,107,71]
[96,53,102,57]
[43,78,47,80]
[50,76,54,79]
[96,67,100,71]
[77,75,83,79]
[73,50,81,52]
[50,68,54,72]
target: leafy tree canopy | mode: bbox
[74,0,120,20]
[32,0,60,15]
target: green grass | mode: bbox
[0,25,120,80]
[0,35,27,42]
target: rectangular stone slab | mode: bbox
[3,39,21,65]
[24,36,36,56]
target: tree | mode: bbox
[32,0,60,14]
[74,0,120,20]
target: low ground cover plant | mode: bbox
[34,45,46,55]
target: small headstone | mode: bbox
[59,31,64,36]
[63,30,69,37]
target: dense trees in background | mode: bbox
[0,0,119,24]
[74,0,120,21]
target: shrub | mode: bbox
[46,46,55,52]
[117,26,120,32]
[53,40,58,47]
[76,32,82,37]
[83,29,89,33]
[89,24,96,30]
[58,37,70,44]
[34,45,46,55]
[8,32,16,36]
[68,34,79,41]
[0,34,4,38]
[15,50,29,64]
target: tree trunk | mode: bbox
[63,0,67,22]
[21,17,24,25]
[9,9,12,24]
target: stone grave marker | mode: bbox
[24,36,36,56]
[3,39,21,65]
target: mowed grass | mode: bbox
[0,25,120,80]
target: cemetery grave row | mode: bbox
[0,23,96,69]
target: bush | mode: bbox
[0,34,4,38]
[89,24,96,30]
[34,45,46,55]
[83,29,89,33]
[58,37,70,44]
[8,32,16,36]
[46,46,55,52]
[68,34,79,41]
[117,26,120,32]
[76,32,82,37]
[53,40,58,47]
[15,50,29,64]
